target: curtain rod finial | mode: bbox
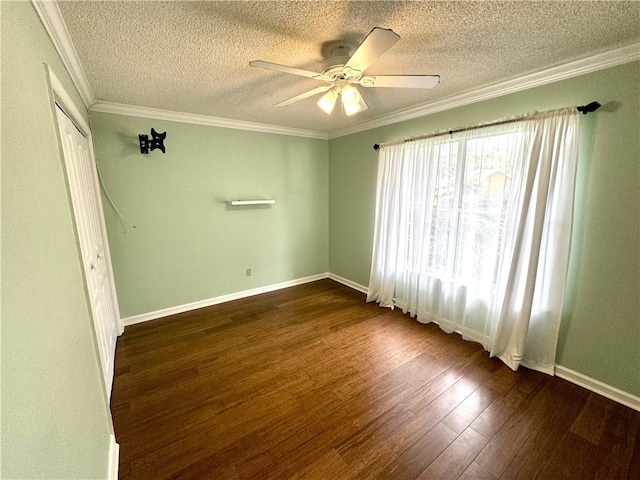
[577,101,601,114]
[373,144,380,150]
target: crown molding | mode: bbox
[329,42,640,139]
[31,0,94,107]
[90,102,328,140]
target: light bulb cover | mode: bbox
[342,85,367,116]
[317,89,338,114]
[341,85,359,106]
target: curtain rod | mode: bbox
[372,101,601,151]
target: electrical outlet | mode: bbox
[245,268,252,277]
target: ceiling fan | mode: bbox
[249,27,440,116]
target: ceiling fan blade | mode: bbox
[344,27,400,74]
[250,60,325,80]
[359,75,440,89]
[274,85,333,107]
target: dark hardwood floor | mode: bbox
[111,279,640,479]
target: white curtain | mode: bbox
[367,108,579,374]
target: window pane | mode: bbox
[429,207,452,272]
[432,142,458,209]
[463,133,518,212]
[455,212,502,286]
[427,141,459,272]
[451,131,520,286]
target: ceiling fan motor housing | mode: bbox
[321,43,360,81]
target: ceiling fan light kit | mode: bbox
[250,27,440,117]
[317,84,368,116]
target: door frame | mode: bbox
[46,65,124,378]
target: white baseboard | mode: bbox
[327,273,369,294]
[555,365,640,412]
[122,273,330,325]
[107,434,119,480]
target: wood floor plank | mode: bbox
[499,379,588,479]
[333,403,413,479]
[570,391,615,445]
[441,385,499,434]
[170,455,239,480]
[457,461,497,479]
[592,402,640,479]
[385,351,446,390]
[400,349,491,414]
[289,448,349,480]
[255,431,337,479]
[416,426,489,479]
[469,367,544,440]
[533,431,598,480]
[474,376,555,477]
[377,422,458,479]
[382,372,484,460]
[110,279,640,480]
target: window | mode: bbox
[399,131,522,298]
[368,108,579,373]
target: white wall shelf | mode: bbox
[226,199,275,206]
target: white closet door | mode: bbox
[56,105,120,397]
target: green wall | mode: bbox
[90,113,329,318]
[1,2,114,478]
[329,61,640,397]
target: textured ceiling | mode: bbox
[57,1,640,134]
